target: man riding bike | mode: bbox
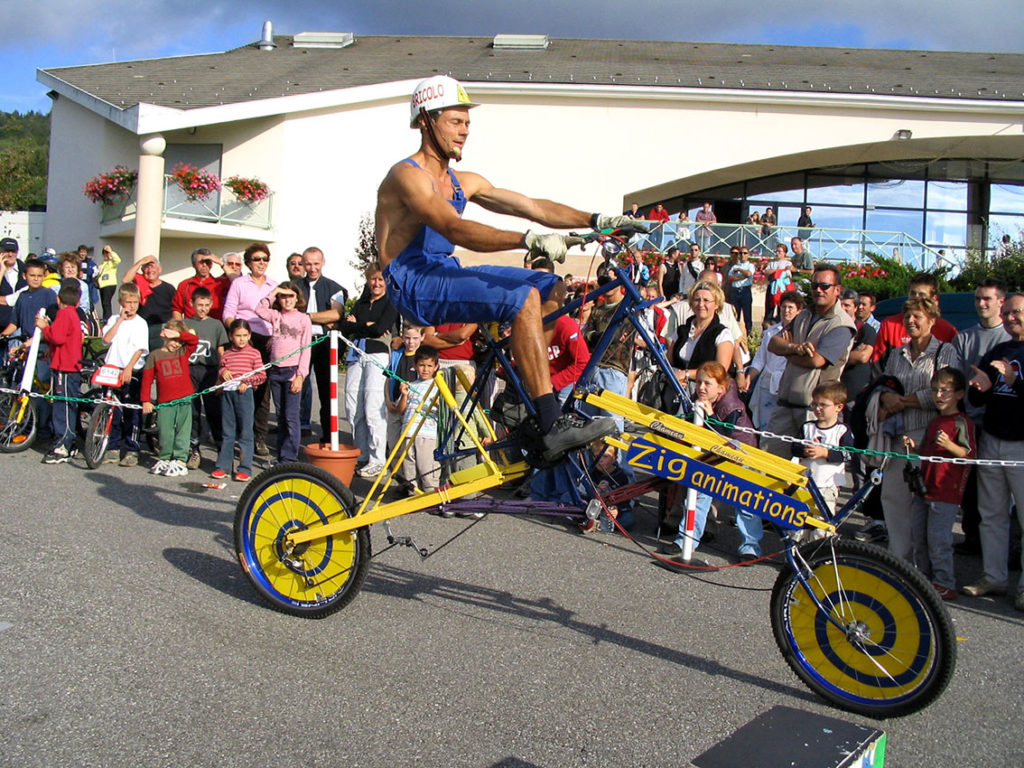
[376,76,640,460]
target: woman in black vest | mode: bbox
[667,279,736,407]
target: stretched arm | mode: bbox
[465,173,591,229]
[122,254,156,284]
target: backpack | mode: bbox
[848,373,904,450]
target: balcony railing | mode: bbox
[99,177,274,230]
[635,221,949,272]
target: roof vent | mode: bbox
[293,32,355,49]
[258,20,276,51]
[492,34,549,50]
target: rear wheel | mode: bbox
[771,538,955,718]
[235,463,370,618]
[84,401,115,468]
[0,392,37,453]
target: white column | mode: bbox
[133,134,166,262]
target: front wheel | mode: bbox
[771,538,955,718]
[0,392,37,453]
[84,401,115,468]
[234,462,371,618]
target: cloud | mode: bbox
[8,0,1024,56]
[5,0,1022,113]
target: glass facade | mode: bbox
[679,159,1024,258]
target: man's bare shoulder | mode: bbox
[381,158,424,189]
[450,169,489,198]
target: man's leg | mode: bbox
[509,288,555,406]
[509,288,560,433]
[976,434,1012,590]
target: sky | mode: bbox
[5,0,1024,114]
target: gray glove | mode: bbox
[594,213,650,233]
[522,231,584,264]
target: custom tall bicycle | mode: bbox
[234,228,955,719]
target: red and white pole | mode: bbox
[680,406,703,563]
[329,331,339,452]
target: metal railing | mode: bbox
[634,220,948,271]
[99,179,274,230]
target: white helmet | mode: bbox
[409,75,477,128]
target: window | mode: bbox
[926,181,968,211]
[806,176,865,206]
[867,179,924,209]
[989,183,1024,213]
[866,209,923,239]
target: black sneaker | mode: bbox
[43,446,71,464]
[541,414,617,462]
[854,521,887,544]
[659,541,682,556]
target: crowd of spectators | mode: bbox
[3,229,1024,611]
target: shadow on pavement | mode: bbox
[362,562,815,704]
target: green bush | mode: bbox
[836,252,951,301]
[952,242,1024,292]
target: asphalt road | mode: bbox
[2,440,1023,767]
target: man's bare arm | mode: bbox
[377,164,524,261]
[466,175,591,229]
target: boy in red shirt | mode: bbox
[141,319,198,476]
[903,366,976,600]
[37,282,84,463]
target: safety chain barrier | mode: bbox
[7,328,1023,469]
[0,335,332,411]
[701,413,1024,468]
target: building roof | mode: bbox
[39,34,1024,114]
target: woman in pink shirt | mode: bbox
[223,242,278,455]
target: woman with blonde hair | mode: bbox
[670,280,735,387]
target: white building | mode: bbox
[37,27,1024,287]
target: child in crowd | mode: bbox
[101,283,149,466]
[793,382,854,516]
[385,324,424,453]
[141,320,199,476]
[185,286,228,469]
[902,367,976,600]
[255,282,311,463]
[38,281,84,463]
[764,243,795,325]
[1,258,58,437]
[213,320,266,482]
[661,362,759,561]
[396,346,442,494]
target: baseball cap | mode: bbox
[0,237,18,253]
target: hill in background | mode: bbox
[0,111,49,212]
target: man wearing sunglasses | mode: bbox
[762,265,856,455]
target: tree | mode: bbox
[0,111,49,211]
[351,211,379,275]
[0,139,47,211]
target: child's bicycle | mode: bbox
[0,339,43,452]
[80,360,124,469]
[232,228,955,719]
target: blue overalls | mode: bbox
[382,159,559,326]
